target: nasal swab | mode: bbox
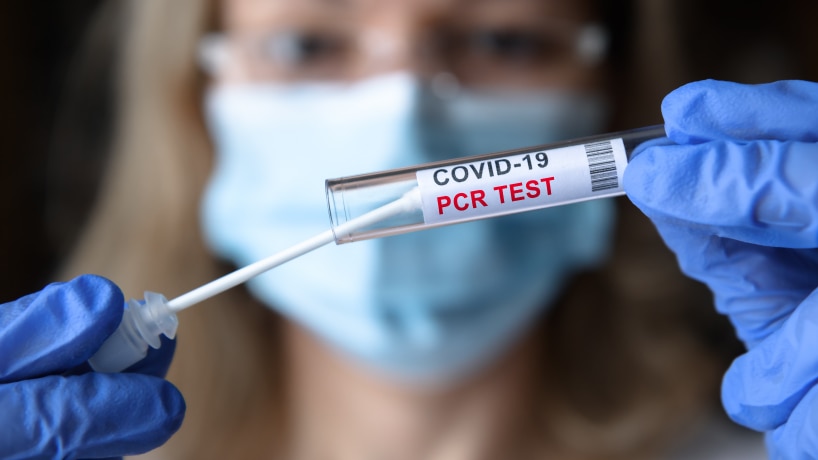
[167,187,422,312]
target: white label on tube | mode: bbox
[416,138,627,225]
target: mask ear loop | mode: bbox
[576,24,609,67]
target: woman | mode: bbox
[62,0,731,458]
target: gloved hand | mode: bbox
[0,274,185,460]
[624,79,818,459]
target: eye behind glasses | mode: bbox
[259,30,350,68]
[444,23,606,68]
[198,30,353,79]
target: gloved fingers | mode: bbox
[652,225,816,346]
[125,334,177,378]
[625,139,818,248]
[661,80,818,144]
[765,383,818,460]
[626,129,818,346]
[721,287,818,431]
[0,373,184,459]
[0,275,124,382]
[61,335,177,379]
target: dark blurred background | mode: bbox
[1,0,817,302]
[0,1,119,300]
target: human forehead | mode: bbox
[222,0,594,32]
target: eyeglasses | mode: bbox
[199,22,607,86]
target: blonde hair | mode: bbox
[62,0,282,457]
[62,1,723,458]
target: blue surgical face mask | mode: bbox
[202,73,615,384]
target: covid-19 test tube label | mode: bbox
[415,138,628,225]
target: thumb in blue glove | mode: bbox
[0,274,185,459]
[624,79,818,459]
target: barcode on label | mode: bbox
[584,140,618,192]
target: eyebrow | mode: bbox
[457,0,541,5]
[298,0,542,10]
[313,0,351,6]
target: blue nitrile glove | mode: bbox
[624,79,818,459]
[0,274,185,460]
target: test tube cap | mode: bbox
[88,291,178,373]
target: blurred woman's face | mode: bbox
[218,0,602,90]
[203,0,615,385]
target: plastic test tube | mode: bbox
[88,124,666,373]
[327,124,667,243]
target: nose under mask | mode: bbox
[201,73,615,384]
